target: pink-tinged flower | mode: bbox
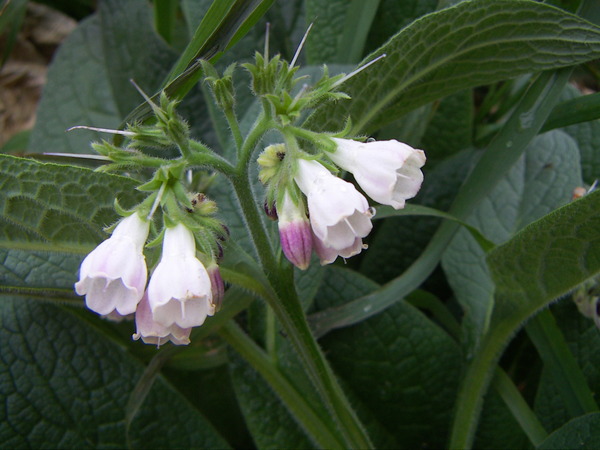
[294,159,373,261]
[207,262,225,311]
[277,191,313,270]
[329,138,426,209]
[75,212,149,316]
[133,293,191,346]
[147,223,215,328]
[312,231,364,265]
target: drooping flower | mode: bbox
[329,138,426,209]
[147,223,215,329]
[277,190,313,270]
[294,159,373,262]
[75,212,149,316]
[133,293,191,346]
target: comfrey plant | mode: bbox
[73,41,425,348]
[5,1,600,449]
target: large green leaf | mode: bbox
[230,352,315,449]
[306,0,600,134]
[537,413,600,449]
[0,298,229,448]
[443,130,582,354]
[316,267,462,448]
[0,155,142,253]
[364,0,438,55]
[420,90,474,162]
[451,188,600,447]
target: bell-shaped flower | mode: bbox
[277,191,313,270]
[147,223,215,329]
[75,212,149,316]
[294,159,373,259]
[329,138,426,209]
[133,293,191,346]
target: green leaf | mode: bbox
[0,299,230,448]
[316,266,463,448]
[535,301,600,433]
[0,155,143,252]
[542,92,600,133]
[450,189,600,448]
[558,85,600,184]
[364,0,438,55]
[488,191,600,319]
[124,0,275,126]
[443,130,582,353]
[229,352,315,449]
[28,0,176,154]
[334,0,381,63]
[307,0,600,134]
[420,90,474,162]
[537,413,600,449]
[304,0,349,64]
[0,0,27,66]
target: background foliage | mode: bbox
[2,0,600,448]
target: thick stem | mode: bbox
[231,174,373,449]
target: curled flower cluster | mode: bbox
[75,213,224,346]
[268,138,426,268]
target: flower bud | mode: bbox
[278,191,312,270]
[207,263,225,311]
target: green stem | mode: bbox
[236,113,273,173]
[219,321,345,449]
[187,140,236,177]
[493,367,548,447]
[231,174,373,449]
[526,309,599,416]
[224,107,244,157]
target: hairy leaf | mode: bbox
[307,1,600,134]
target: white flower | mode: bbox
[147,223,215,328]
[75,212,149,316]
[329,138,426,209]
[133,293,191,346]
[294,159,372,261]
[277,191,313,270]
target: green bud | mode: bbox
[257,144,286,184]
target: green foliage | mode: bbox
[0,298,228,448]
[307,0,600,134]
[3,0,600,448]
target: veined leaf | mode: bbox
[0,154,143,253]
[307,0,600,134]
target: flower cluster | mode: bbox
[261,138,426,268]
[75,212,224,346]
